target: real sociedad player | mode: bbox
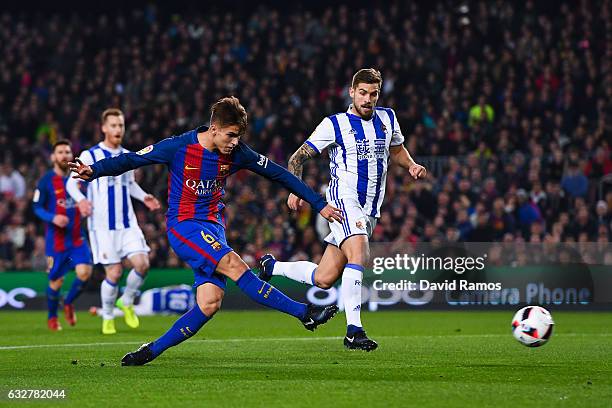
[33,140,93,331]
[69,96,343,366]
[66,108,161,335]
[258,69,427,351]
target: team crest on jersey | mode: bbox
[381,123,387,133]
[355,219,366,230]
[46,256,54,272]
[136,145,153,155]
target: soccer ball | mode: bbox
[511,306,554,347]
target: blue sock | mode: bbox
[347,324,363,336]
[64,278,85,305]
[46,286,60,319]
[150,306,211,357]
[236,270,307,319]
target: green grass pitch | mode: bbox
[0,310,610,407]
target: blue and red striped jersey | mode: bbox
[87,126,327,228]
[33,170,85,255]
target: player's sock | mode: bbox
[46,286,60,319]
[64,277,85,305]
[342,264,364,330]
[150,306,211,357]
[272,261,317,285]
[101,279,118,320]
[236,270,307,319]
[120,269,145,307]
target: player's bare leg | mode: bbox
[122,283,223,366]
[63,264,92,326]
[47,277,64,331]
[101,263,122,334]
[116,253,149,329]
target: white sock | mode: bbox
[121,269,145,306]
[101,279,119,320]
[272,261,317,285]
[342,265,364,328]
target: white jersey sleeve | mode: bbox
[305,117,335,153]
[128,171,147,202]
[66,150,94,203]
[389,108,405,146]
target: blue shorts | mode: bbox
[47,244,93,281]
[168,220,233,290]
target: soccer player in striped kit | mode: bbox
[33,140,93,331]
[258,69,427,351]
[66,109,161,335]
[69,97,343,365]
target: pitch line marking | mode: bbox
[0,333,611,351]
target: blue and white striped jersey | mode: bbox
[66,142,142,231]
[305,106,404,218]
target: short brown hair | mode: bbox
[210,96,248,135]
[52,139,71,152]
[101,108,124,123]
[351,68,383,89]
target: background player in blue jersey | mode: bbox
[70,97,344,365]
[33,140,93,331]
[258,69,427,351]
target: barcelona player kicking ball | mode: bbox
[70,97,343,365]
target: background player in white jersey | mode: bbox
[258,69,427,350]
[66,108,161,334]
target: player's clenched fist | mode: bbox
[408,163,427,180]
[68,158,93,180]
[77,199,93,217]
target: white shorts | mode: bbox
[89,226,150,265]
[324,198,377,247]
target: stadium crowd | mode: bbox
[0,0,610,272]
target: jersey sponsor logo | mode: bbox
[185,178,224,195]
[355,139,371,160]
[348,128,357,135]
[184,165,199,170]
[136,145,153,155]
[374,139,386,158]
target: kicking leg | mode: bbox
[218,251,338,331]
[122,283,223,366]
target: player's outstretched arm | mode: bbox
[286,143,319,210]
[236,143,342,223]
[390,145,427,180]
[69,137,178,182]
